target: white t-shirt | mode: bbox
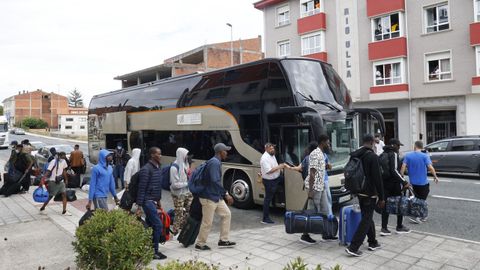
[47,158,68,181]
[260,152,280,180]
[375,140,385,156]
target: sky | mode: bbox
[0,0,264,106]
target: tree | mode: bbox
[0,105,3,115]
[68,88,84,107]
[22,117,48,129]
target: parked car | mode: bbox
[425,136,480,176]
[29,141,47,156]
[34,144,74,171]
[14,128,25,135]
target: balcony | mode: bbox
[297,13,326,35]
[303,52,327,62]
[367,0,405,17]
[473,77,480,94]
[370,83,408,94]
[368,37,407,61]
[470,22,480,46]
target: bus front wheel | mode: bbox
[224,171,254,209]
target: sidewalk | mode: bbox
[1,190,480,270]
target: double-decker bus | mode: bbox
[88,58,384,210]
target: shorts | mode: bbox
[47,181,66,197]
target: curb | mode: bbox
[412,229,480,245]
[25,132,86,144]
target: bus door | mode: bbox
[282,126,311,211]
[102,111,128,150]
[348,108,386,149]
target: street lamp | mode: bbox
[226,23,233,66]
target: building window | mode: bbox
[80,125,85,129]
[300,0,320,18]
[475,0,480,22]
[476,46,480,76]
[374,60,403,86]
[66,118,74,122]
[301,32,324,55]
[372,13,400,41]
[277,40,290,57]
[425,51,452,82]
[65,126,72,130]
[277,5,290,26]
[425,3,449,33]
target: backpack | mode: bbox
[127,171,141,202]
[344,155,367,194]
[379,152,391,181]
[160,163,179,191]
[188,160,210,195]
[158,208,171,243]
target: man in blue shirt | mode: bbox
[195,143,235,251]
[401,141,439,223]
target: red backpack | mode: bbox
[158,208,171,243]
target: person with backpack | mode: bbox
[123,148,141,190]
[86,149,119,211]
[379,138,411,236]
[170,147,193,236]
[39,152,72,216]
[135,147,167,260]
[195,143,235,251]
[345,134,385,257]
[400,141,439,224]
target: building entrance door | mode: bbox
[426,110,456,144]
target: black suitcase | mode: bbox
[177,216,201,248]
[67,174,81,188]
[54,189,77,202]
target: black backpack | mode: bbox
[379,152,391,180]
[128,171,141,202]
[344,155,367,194]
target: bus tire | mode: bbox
[224,170,254,209]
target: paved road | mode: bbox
[2,133,480,242]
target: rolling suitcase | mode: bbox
[177,215,201,248]
[339,204,362,246]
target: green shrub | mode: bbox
[72,210,153,270]
[283,257,342,270]
[156,260,219,270]
[21,117,48,129]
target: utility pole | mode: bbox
[226,23,233,66]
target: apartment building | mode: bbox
[255,0,480,148]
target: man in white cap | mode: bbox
[195,143,235,251]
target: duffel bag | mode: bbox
[409,197,428,218]
[386,195,409,216]
[32,187,49,203]
[54,189,77,202]
[285,199,324,234]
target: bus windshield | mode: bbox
[281,59,351,110]
[324,119,354,170]
[0,123,8,132]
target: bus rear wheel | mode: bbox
[225,172,254,209]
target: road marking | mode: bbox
[429,179,452,183]
[431,195,480,203]
[474,183,480,185]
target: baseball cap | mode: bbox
[388,138,404,146]
[214,143,231,153]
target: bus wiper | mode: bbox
[297,92,341,112]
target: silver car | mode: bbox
[425,136,480,176]
[35,144,74,171]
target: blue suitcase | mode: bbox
[339,204,362,246]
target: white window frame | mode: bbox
[371,13,404,42]
[301,31,325,56]
[277,40,291,57]
[424,2,450,34]
[475,0,480,22]
[300,0,324,18]
[476,46,480,76]
[372,58,405,86]
[276,5,290,27]
[424,50,453,82]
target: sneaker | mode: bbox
[380,228,392,236]
[409,217,422,224]
[396,225,411,234]
[62,210,72,216]
[345,247,363,257]
[195,244,211,251]
[368,242,381,251]
[321,236,338,242]
[300,234,317,245]
[153,252,167,260]
[420,217,428,223]
[261,218,275,224]
[218,240,236,248]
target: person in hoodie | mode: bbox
[86,149,119,211]
[123,148,142,189]
[345,134,385,257]
[379,138,411,236]
[169,147,194,236]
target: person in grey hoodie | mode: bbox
[170,147,193,235]
[86,149,119,210]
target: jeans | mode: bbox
[412,184,430,200]
[349,197,377,252]
[93,197,109,210]
[382,182,403,229]
[262,176,283,220]
[142,200,163,253]
[325,181,333,216]
[113,165,125,189]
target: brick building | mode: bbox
[254,0,480,148]
[115,36,263,88]
[2,89,73,128]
